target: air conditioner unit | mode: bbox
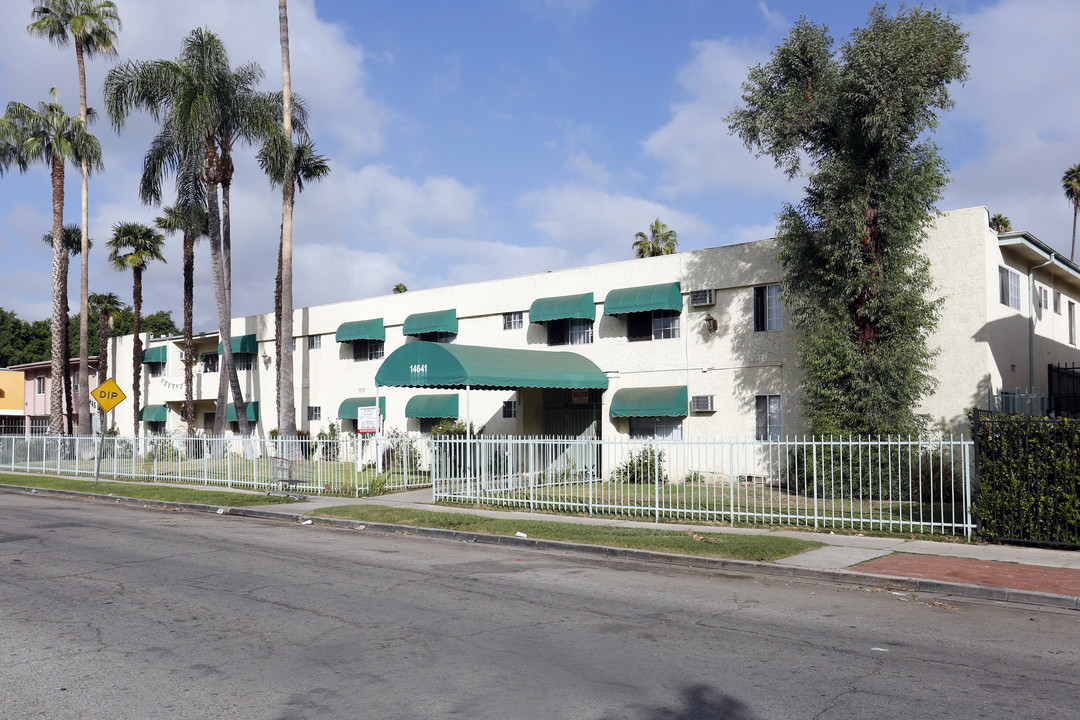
[690,289,715,307]
[691,395,715,412]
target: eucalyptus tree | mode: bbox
[28,0,122,436]
[156,202,208,436]
[258,136,330,437]
[89,290,123,427]
[104,29,298,435]
[0,93,103,433]
[42,224,90,434]
[1063,164,1080,262]
[632,219,678,258]
[726,6,968,434]
[107,222,166,438]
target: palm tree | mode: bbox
[156,203,208,436]
[633,218,679,258]
[989,213,1012,234]
[0,92,103,433]
[258,135,331,438]
[393,283,408,294]
[29,0,122,437]
[89,291,123,428]
[42,224,90,434]
[107,222,166,438]
[104,29,295,436]
[1063,164,1080,262]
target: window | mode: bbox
[353,339,385,361]
[292,337,297,351]
[1070,302,1076,346]
[628,417,683,440]
[547,318,594,346]
[201,353,219,373]
[502,400,517,419]
[503,312,523,330]
[418,331,455,343]
[203,412,216,430]
[148,362,165,378]
[1054,290,1062,314]
[1040,287,1049,310]
[754,284,782,332]
[307,406,322,422]
[234,353,255,371]
[652,310,680,340]
[755,395,782,440]
[308,335,321,350]
[36,376,45,395]
[999,267,1021,310]
[146,421,166,435]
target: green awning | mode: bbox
[225,401,259,422]
[336,318,385,342]
[603,282,682,315]
[529,293,595,323]
[337,396,386,420]
[376,342,608,390]
[141,346,167,364]
[610,386,688,418]
[217,334,258,354]
[405,394,459,418]
[403,309,458,336]
[139,404,168,422]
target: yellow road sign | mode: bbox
[91,378,127,413]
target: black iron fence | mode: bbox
[971,408,1080,548]
[1048,362,1080,418]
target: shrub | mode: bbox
[613,445,667,484]
[381,428,421,473]
[316,422,341,462]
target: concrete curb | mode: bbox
[4,483,1078,611]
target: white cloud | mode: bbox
[564,151,610,186]
[757,2,787,31]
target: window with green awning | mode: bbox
[402,309,458,336]
[139,405,168,422]
[336,318,385,342]
[217,334,258,354]
[528,293,595,323]
[337,396,386,419]
[405,394,459,418]
[609,386,688,417]
[603,282,682,315]
[225,401,259,422]
[141,346,167,363]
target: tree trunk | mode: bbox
[1072,205,1077,263]
[49,156,66,435]
[184,231,195,435]
[132,267,143,439]
[97,309,108,431]
[60,250,73,435]
[76,38,93,436]
[219,141,249,435]
[275,239,282,431]
[278,0,297,438]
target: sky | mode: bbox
[1,0,1079,332]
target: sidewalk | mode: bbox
[5,478,1079,609]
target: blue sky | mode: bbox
[2,0,1079,331]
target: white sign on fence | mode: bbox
[356,405,380,434]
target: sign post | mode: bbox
[89,379,127,483]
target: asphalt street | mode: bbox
[1,494,1077,720]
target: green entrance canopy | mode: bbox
[139,404,168,422]
[403,309,458,336]
[225,401,259,422]
[609,386,688,418]
[529,292,595,323]
[376,342,608,390]
[603,282,682,315]
[405,394,459,418]
[141,346,167,364]
[337,396,386,420]
[217,334,258,354]
[336,318,385,342]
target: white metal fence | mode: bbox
[0,432,431,496]
[432,434,975,537]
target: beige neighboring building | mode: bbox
[104,206,1080,439]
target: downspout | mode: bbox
[1028,254,1056,391]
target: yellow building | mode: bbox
[0,369,25,434]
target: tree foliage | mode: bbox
[726,5,968,435]
[632,218,678,258]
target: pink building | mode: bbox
[3,358,100,435]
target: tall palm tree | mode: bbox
[42,224,90,434]
[1063,164,1080,262]
[0,92,103,433]
[104,29,296,436]
[107,222,165,438]
[989,213,1012,234]
[89,290,123,429]
[28,0,122,437]
[633,218,679,258]
[156,203,208,436]
[259,136,330,437]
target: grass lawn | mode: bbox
[0,473,298,507]
[312,504,823,561]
